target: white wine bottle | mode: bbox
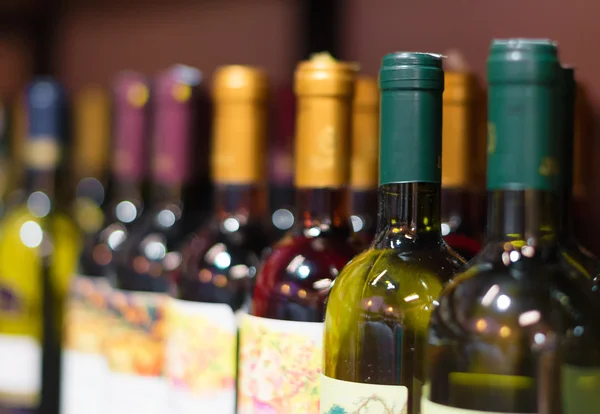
[423,39,600,414]
[0,79,81,412]
[321,52,466,414]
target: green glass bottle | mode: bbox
[321,52,466,414]
[423,39,600,414]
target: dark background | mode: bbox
[0,0,597,250]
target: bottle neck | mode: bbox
[294,187,350,231]
[486,189,558,245]
[374,182,442,248]
[214,183,267,223]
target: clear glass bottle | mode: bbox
[321,52,465,414]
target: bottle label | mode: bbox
[421,397,523,413]
[320,374,408,414]
[562,364,600,414]
[0,334,39,412]
[165,298,237,414]
[104,290,167,414]
[61,275,112,414]
[237,314,323,414]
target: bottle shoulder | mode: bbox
[326,246,464,323]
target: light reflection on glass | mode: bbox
[518,310,541,326]
[534,332,546,344]
[272,208,294,230]
[223,217,240,232]
[116,201,138,223]
[350,215,364,232]
[20,221,43,248]
[107,229,126,250]
[27,191,51,218]
[214,251,232,269]
[481,284,500,306]
[157,209,176,228]
[441,223,451,236]
[298,264,310,278]
[163,251,182,271]
[496,294,511,311]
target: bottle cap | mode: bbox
[442,72,477,189]
[294,53,357,188]
[488,39,559,84]
[25,78,65,170]
[351,76,379,190]
[486,38,561,191]
[379,52,444,185]
[379,52,444,90]
[152,64,201,185]
[213,65,268,102]
[295,52,357,98]
[211,65,269,184]
[74,85,110,179]
[112,71,150,181]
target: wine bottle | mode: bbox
[105,64,200,414]
[321,52,465,414]
[350,76,378,245]
[269,86,296,236]
[0,100,9,216]
[556,68,600,282]
[423,39,600,414]
[0,79,81,413]
[165,65,272,413]
[237,53,359,414]
[61,85,112,414]
[441,72,482,260]
[78,72,149,279]
[72,85,111,240]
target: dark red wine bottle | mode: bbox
[105,64,200,414]
[237,53,360,414]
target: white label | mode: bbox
[104,290,167,414]
[166,299,237,414]
[61,275,111,414]
[0,334,40,407]
[107,372,167,414]
[320,374,408,414]
[421,397,522,413]
[238,314,323,414]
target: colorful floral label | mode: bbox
[61,275,112,414]
[104,290,167,414]
[166,298,237,414]
[320,375,408,414]
[238,314,323,414]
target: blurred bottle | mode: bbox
[166,65,272,413]
[105,65,200,414]
[0,79,81,413]
[78,73,149,279]
[269,86,296,237]
[350,76,378,244]
[61,86,112,414]
[237,53,360,414]
[0,100,9,217]
[71,86,111,242]
[441,71,482,260]
[5,93,28,210]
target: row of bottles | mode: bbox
[0,38,596,414]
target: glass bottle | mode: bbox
[350,75,379,245]
[441,72,482,260]
[105,65,200,414]
[237,53,359,414]
[321,52,465,414]
[165,65,272,413]
[423,39,600,414]
[0,78,81,413]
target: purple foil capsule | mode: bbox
[152,64,201,186]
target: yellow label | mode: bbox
[442,99,473,188]
[421,397,523,413]
[295,97,351,188]
[562,364,600,414]
[165,298,237,412]
[23,139,60,170]
[238,314,323,414]
[320,375,408,414]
